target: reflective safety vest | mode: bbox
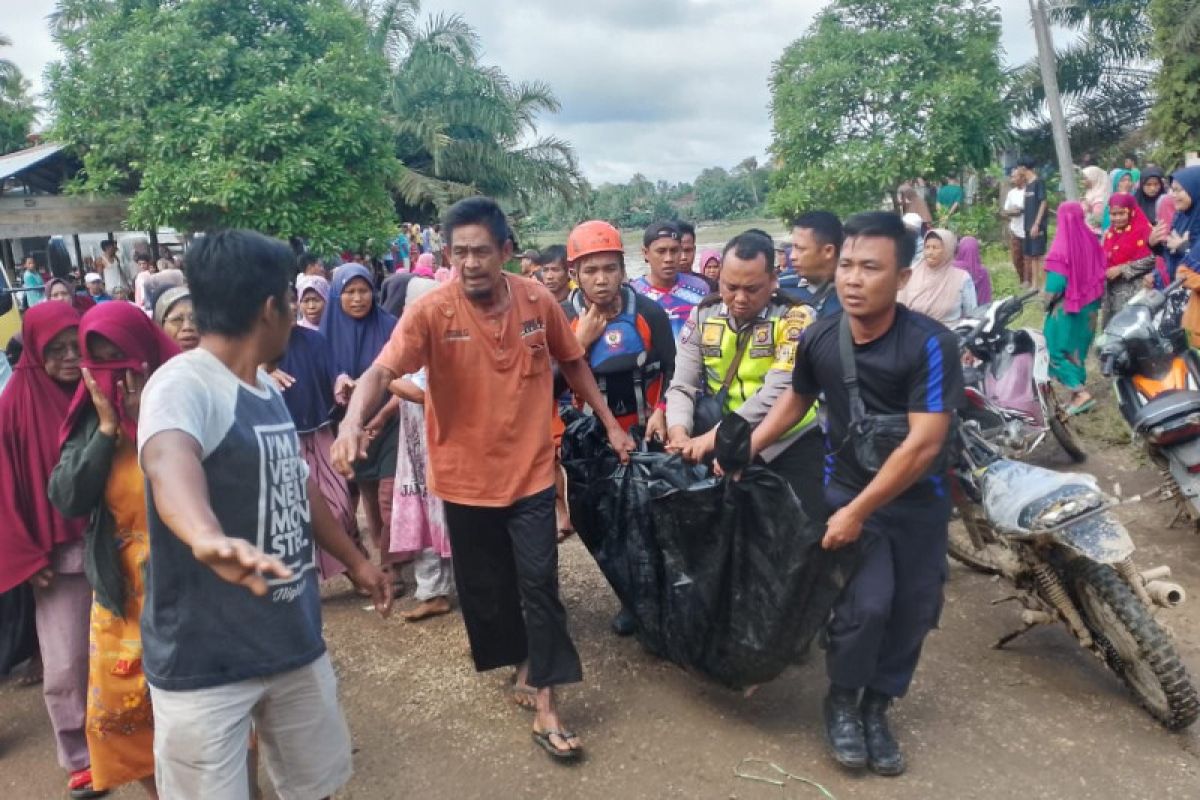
[696,296,818,433]
[568,286,663,430]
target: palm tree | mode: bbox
[346,2,586,217]
[1009,0,1155,154]
[0,33,37,155]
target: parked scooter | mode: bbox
[950,421,1198,730]
[953,290,1086,462]
[1097,280,1200,524]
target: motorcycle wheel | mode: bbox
[1069,558,1199,730]
[948,502,1012,575]
[1045,387,1087,463]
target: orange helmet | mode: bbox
[567,220,624,263]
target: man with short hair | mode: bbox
[747,211,962,778]
[677,221,697,273]
[631,221,712,339]
[96,240,125,295]
[785,211,844,318]
[297,251,326,279]
[520,249,542,279]
[84,272,111,303]
[1018,158,1049,289]
[1003,169,1029,287]
[666,229,823,514]
[139,229,391,798]
[333,197,635,762]
[537,245,571,303]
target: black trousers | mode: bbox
[824,487,949,698]
[442,487,583,687]
[760,430,830,524]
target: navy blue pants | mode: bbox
[824,487,949,698]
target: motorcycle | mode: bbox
[949,421,1198,730]
[953,290,1086,463]
[1097,280,1200,523]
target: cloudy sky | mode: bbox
[4,0,1046,185]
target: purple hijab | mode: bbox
[1046,202,1107,313]
[954,236,992,305]
[319,264,397,379]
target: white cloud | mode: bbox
[3,0,1044,184]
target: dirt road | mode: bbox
[3,441,1200,799]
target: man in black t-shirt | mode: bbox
[1019,157,1048,289]
[743,211,963,778]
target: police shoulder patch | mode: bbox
[701,321,724,346]
[780,304,815,341]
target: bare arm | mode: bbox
[331,363,396,476]
[749,387,817,458]
[307,475,390,617]
[388,377,425,404]
[821,412,951,549]
[142,430,292,595]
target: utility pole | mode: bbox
[1030,0,1078,200]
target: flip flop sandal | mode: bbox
[532,728,583,762]
[68,768,108,799]
[1067,399,1096,416]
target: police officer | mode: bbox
[745,211,963,777]
[783,211,844,318]
[664,229,825,516]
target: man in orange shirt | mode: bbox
[332,197,634,763]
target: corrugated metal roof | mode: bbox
[0,143,67,182]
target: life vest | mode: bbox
[696,294,818,435]
[568,286,663,430]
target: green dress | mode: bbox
[1044,270,1100,391]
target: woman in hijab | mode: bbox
[954,236,992,306]
[270,289,363,581]
[1165,167,1200,346]
[0,303,97,797]
[1102,168,1135,231]
[1043,202,1107,415]
[153,286,199,352]
[1082,165,1111,234]
[386,279,454,621]
[46,277,96,314]
[898,228,976,324]
[49,302,179,798]
[1136,166,1169,224]
[1102,194,1156,323]
[296,274,329,330]
[698,248,722,289]
[321,264,402,583]
[412,252,436,278]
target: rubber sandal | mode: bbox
[68,768,109,799]
[1067,399,1096,416]
[531,728,583,762]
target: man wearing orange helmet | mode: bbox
[562,220,677,635]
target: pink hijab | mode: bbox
[296,274,330,330]
[413,253,435,278]
[1046,201,1106,313]
[898,228,968,322]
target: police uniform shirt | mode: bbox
[791,305,964,501]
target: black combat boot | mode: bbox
[860,688,905,776]
[822,685,867,769]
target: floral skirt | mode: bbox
[86,528,153,790]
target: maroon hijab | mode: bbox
[62,301,181,447]
[0,302,85,593]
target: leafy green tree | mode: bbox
[356,6,585,220]
[47,0,400,253]
[768,0,1007,221]
[1009,1,1154,157]
[1149,0,1200,164]
[0,33,37,155]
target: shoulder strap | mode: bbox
[838,314,867,422]
[719,328,753,395]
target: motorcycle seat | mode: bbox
[1132,390,1200,433]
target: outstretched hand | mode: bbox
[192,536,293,596]
[330,428,370,479]
[348,560,393,619]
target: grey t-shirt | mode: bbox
[138,348,324,690]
